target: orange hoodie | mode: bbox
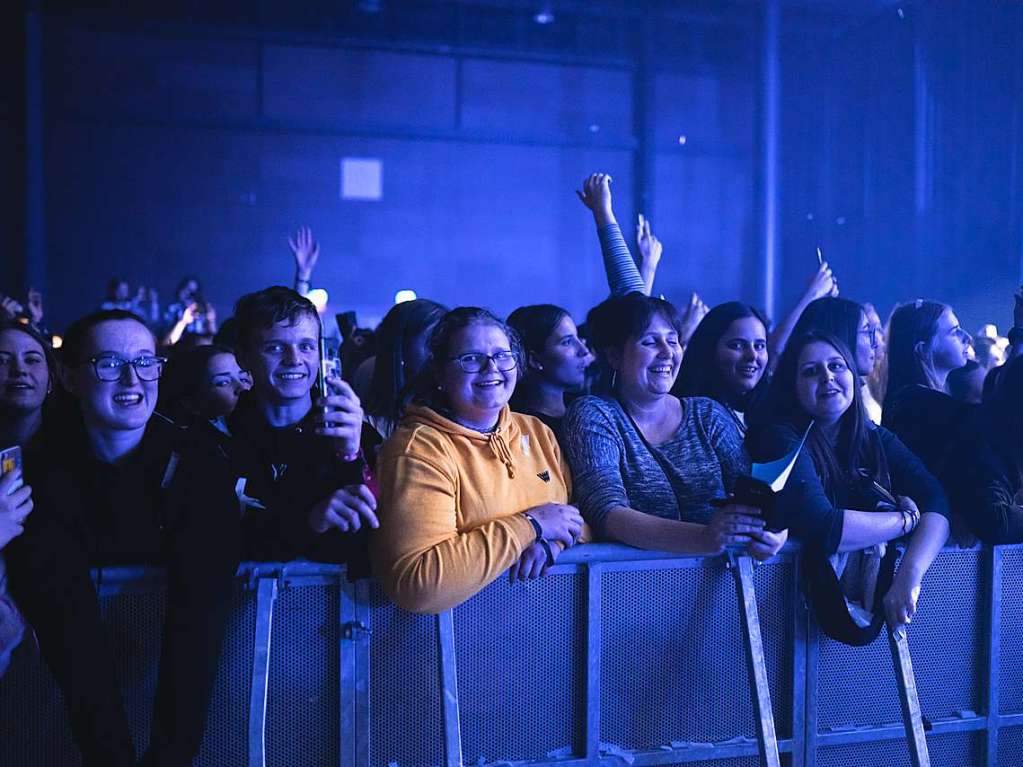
[372,404,571,614]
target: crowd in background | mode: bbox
[0,172,1021,766]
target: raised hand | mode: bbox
[289,226,320,282]
[307,484,379,534]
[679,292,709,346]
[805,261,838,302]
[636,213,663,293]
[575,173,616,226]
[0,296,24,321]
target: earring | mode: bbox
[536,364,544,371]
[610,369,618,389]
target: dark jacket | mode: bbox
[951,435,1023,544]
[227,391,378,566]
[882,384,980,482]
[747,422,951,555]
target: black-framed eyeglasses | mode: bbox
[448,350,517,374]
[858,327,879,347]
[86,354,167,382]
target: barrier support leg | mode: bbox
[888,624,931,767]
[730,553,782,767]
[248,578,278,767]
[437,610,463,767]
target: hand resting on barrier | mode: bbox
[308,484,378,534]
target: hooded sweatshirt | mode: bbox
[372,404,571,614]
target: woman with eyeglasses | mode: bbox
[882,300,975,494]
[561,292,787,560]
[372,307,584,614]
[4,309,241,767]
[506,304,594,431]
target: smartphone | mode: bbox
[1,445,23,494]
[318,332,342,424]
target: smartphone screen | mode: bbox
[0,445,23,494]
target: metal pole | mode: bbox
[731,554,782,767]
[888,624,931,767]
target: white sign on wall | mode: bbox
[340,158,383,201]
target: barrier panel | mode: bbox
[0,543,1018,766]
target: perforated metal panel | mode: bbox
[816,548,984,732]
[0,640,81,766]
[600,561,793,750]
[99,589,167,758]
[815,732,983,766]
[1000,549,1023,714]
[266,583,340,767]
[368,581,445,767]
[453,571,586,762]
[996,724,1023,765]
[195,585,257,767]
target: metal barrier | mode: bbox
[1,543,1020,767]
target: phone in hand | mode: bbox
[1,446,23,494]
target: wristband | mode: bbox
[523,513,543,544]
[539,538,555,567]
[337,446,363,464]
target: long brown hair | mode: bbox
[765,331,880,494]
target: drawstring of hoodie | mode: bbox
[487,431,516,478]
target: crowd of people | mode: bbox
[0,174,1021,765]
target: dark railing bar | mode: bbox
[584,563,602,759]
[815,716,988,746]
[354,579,372,767]
[437,609,464,767]
[338,578,358,767]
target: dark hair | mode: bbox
[402,307,522,414]
[233,286,319,358]
[883,299,950,407]
[175,275,202,297]
[947,359,983,403]
[365,299,447,422]
[158,344,236,415]
[792,297,866,374]
[764,331,878,493]
[0,319,57,382]
[61,309,154,366]
[673,301,768,406]
[585,292,683,393]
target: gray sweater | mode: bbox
[561,395,750,537]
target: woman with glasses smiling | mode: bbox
[372,307,584,614]
[4,309,241,767]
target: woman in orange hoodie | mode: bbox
[372,307,584,614]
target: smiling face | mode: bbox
[65,319,159,432]
[440,322,517,428]
[244,314,320,406]
[715,316,768,398]
[795,340,856,426]
[610,313,682,402]
[0,328,49,416]
[927,309,971,376]
[533,315,594,391]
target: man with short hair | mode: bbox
[229,286,379,564]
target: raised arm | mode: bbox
[768,261,838,369]
[576,173,647,296]
[636,213,662,295]
[1008,285,1023,360]
[289,226,320,295]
